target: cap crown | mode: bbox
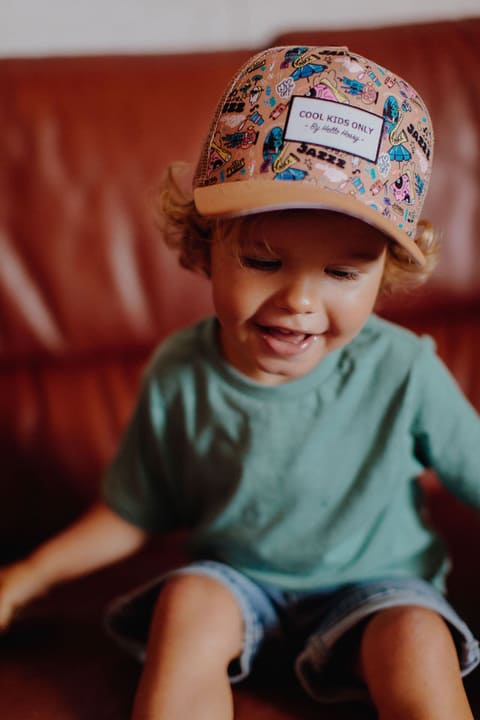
[194,46,434,264]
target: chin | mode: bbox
[255,356,321,384]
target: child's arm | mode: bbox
[0,500,149,631]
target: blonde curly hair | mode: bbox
[157,163,439,292]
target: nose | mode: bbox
[275,273,324,315]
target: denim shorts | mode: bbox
[105,560,480,704]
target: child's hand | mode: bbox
[0,502,148,633]
[0,559,47,632]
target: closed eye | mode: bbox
[326,267,360,281]
[242,257,282,271]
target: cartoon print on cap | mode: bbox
[280,47,306,68]
[272,146,307,181]
[261,127,307,181]
[248,75,264,105]
[307,70,349,103]
[341,76,378,105]
[207,142,231,174]
[261,127,284,173]
[194,45,434,263]
[291,62,327,80]
[281,46,327,78]
[383,95,412,162]
[222,126,259,151]
[390,170,415,205]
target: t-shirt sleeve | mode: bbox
[411,338,480,507]
[101,363,182,533]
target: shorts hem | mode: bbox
[295,580,480,703]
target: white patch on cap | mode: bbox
[284,96,384,163]
[276,77,295,99]
[414,147,429,173]
[316,163,348,183]
[377,153,391,178]
[223,114,247,128]
[341,58,364,74]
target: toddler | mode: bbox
[1,45,480,720]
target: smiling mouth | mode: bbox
[255,324,320,357]
[258,325,312,345]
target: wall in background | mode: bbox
[1,0,479,57]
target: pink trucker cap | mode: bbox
[193,46,434,265]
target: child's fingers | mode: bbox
[0,594,16,632]
[0,565,31,632]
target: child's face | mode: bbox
[210,210,387,385]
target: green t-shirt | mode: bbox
[102,315,480,591]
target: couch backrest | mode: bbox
[0,49,252,548]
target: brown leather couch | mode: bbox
[1,17,479,719]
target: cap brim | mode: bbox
[194,179,426,266]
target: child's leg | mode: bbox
[359,606,474,720]
[131,573,244,720]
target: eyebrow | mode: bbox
[242,238,385,262]
[348,250,384,261]
[241,238,276,252]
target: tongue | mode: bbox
[266,327,308,345]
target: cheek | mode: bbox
[210,249,239,320]
[211,278,236,323]
[211,267,260,325]
[330,281,381,332]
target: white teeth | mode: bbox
[269,326,307,336]
[269,328,309,344]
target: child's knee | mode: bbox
[151,573,244,657]
[361,605,455,664]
